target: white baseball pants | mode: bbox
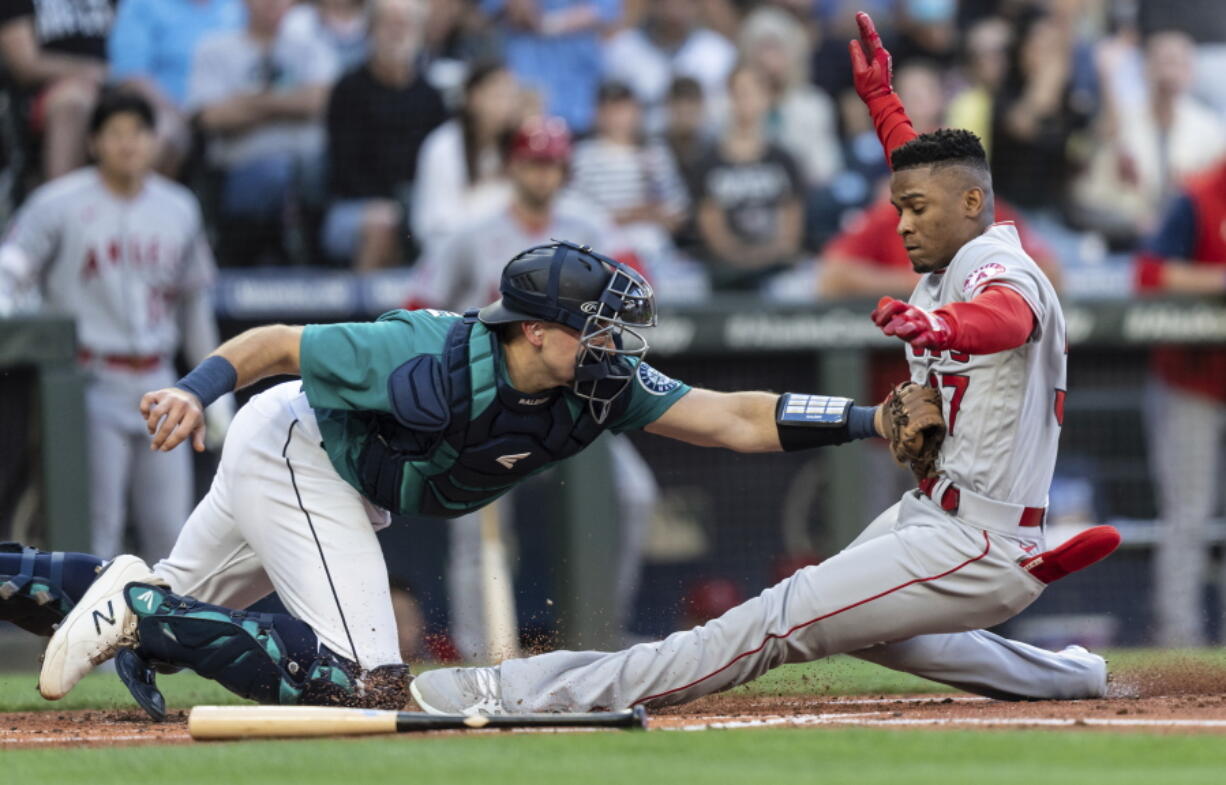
[152,381,402,669]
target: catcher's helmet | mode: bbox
[478,241,656,423]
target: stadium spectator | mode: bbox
[945,16,1012,156]
[569,81,688,276]
[0,91,228,561]
[187,0,339,266]
[661,75,711,189]
[738,6,842,189]
[0,0,111,180]
[1135,157,1226,647]
[108,0,245,175]
[284,0,371,73]
[323,0,445,270]
[411,61,520,251]
[603,0,737,135]
[411,115,624,308]
[989,7,1094,214]
[1074,29,1225,242]
[691,63,803,292]
[888,0,958,71]
[479,0,620,135]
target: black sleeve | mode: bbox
[325,71,371,199]
[772,146,804,199]
[0,0,35,29]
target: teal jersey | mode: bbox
[298,309,689,516]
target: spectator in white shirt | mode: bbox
[603,0,737,135]
[411,61,522,251]
[187,0,338,261]
[738,5,842,188]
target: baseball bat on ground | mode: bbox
[188,705,648,740]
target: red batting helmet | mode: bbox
[508,116,572,163]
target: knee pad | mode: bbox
[0,543,104,636]
[122,583,408,710]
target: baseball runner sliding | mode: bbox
[0,13,1117,720]
[407,12,1122,717]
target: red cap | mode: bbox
[509,116,572,163]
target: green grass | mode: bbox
[6,650,1226,783]
[8,726,1226,784]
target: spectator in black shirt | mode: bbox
[0,0,113,179]
[989,8,1093,212]
[323,0,447,270]
[692,63,804,292]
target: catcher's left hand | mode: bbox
[874,381,946,481]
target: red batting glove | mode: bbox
[871,296,955,351]
[848,12,893,103]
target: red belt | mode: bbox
[77,349,164,372]
[918,477,1045,527]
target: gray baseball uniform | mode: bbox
[0,168,221,559]
[486,223,1102,710]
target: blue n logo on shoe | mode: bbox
[92,601,116,635]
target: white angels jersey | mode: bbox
[906,223,1066,508]
[0,168,216,356]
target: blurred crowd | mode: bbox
[3,0,1226,649]
[2,0,1225,299]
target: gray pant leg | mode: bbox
[1147,381,1222,647]
[129,431,192,562]
[499,496,1043,712]
[87,403,132,559]
[851,630,1104,700]
[448,510,486,661]
[610,436,656,635]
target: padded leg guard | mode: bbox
[0,542,104,636]
[120,583,410,710]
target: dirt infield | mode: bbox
[4,658,1226,748]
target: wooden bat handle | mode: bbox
[189,705,648,740]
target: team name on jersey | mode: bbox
[81,236,170,282]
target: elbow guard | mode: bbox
[775,393,879,451]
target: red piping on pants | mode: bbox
[634,531,992,706]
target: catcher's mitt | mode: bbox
[880,381,946,481]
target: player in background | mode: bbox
[1134,157,1226,646]
[0,90,233,562]
[8,238,930,718]
[407,12,1122,716]
[411,116,658,658]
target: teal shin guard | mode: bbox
[120,583,409,712]
[0,542,104,636]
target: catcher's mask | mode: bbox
[478,240,656,423]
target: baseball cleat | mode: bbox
[410,666,507,716]
[1058,644,1109,698]
[38,555,158,700]
[1020,525,1121,584]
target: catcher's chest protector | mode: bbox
[357,312,623,517]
